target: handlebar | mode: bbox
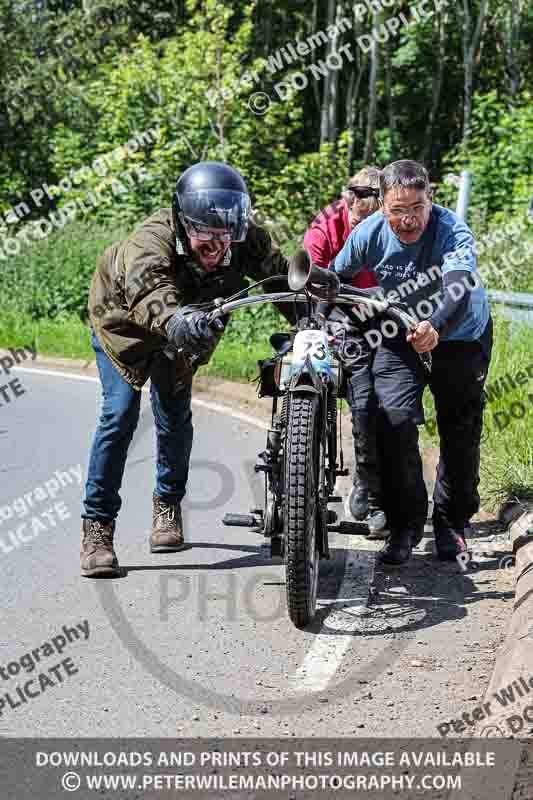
[205,288,417,335]
[196,266,432,373]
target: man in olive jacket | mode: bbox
[82,161,292,577]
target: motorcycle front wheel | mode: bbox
[285,393,321,628]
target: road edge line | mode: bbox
[14,366,270,431]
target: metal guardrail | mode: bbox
[488,290,533,327]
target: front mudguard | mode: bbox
[288,355,323,395]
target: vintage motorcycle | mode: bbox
[198,253,429,628]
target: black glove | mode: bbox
[166,306,225,355]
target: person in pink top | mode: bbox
[303,166,387,534]
[304,171,379,290]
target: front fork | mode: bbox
[317,382,331,559]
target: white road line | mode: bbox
[289,544,374,693]
[192,397,269,431]
[14,366,100,384]
[14,366,269,430]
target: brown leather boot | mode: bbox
[150,494,185,553]
[80,519,120,577]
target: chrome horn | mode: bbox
[288,249,340,300]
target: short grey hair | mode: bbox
[380,160,431,199]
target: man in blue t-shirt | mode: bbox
[331,160,493,566]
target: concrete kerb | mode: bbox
[474,505,533,738]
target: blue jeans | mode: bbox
[82,330,193,522]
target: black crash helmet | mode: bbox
[173,161,251,243]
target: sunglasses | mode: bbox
[346,185,380,199]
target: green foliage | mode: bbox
[0,221,127,320]
[252,133,352,252]
[476,214,533,293]
[440,92,533,222]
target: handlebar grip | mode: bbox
[209,317,225,332]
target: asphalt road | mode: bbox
[0,364,515,740]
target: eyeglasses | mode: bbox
[384,205,427,220]
[181,217,233,242]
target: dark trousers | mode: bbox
[371,319,493,532]
[343,331,381,496]
[82,330,194,522]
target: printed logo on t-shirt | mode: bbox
[376,260,417,281]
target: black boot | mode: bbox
[433,511,468,560]
[378,527,423,566]
[347,410,387,530]
[433,508,468,561]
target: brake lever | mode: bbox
[405,320,432,375]
[419,351,432,375]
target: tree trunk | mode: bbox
[261,0,273,56]
[345,58,367,171]
[504,0,521,97]
[363,12,379,162]
[420,9,447,165]
[345,9,368,170]
[307,0,321,114]
[320,0,337,145]
[327,7,343,143]
[384,42,396,162]
[461,0,489,146]
[210,45,226,160]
